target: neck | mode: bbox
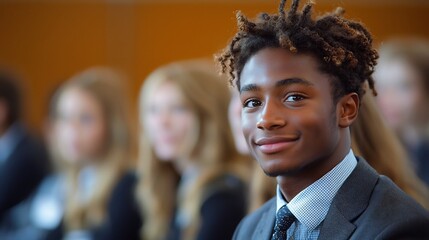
[277,132,351,202]
[76,156,102,170]
[172,157,196,176]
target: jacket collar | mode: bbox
[252,198,276,240]
[252,158,379,240]
[318,158,379,240]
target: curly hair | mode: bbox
[217,0,378,101]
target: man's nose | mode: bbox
[256,100,286,130]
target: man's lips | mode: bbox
[254,136,299,154]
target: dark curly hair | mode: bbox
[217,0,378,102]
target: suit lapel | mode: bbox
[318,205,356,240]
[318,158,379,240]
[253,199,276,240]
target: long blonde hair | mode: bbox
[351,92,429,209]
[137,60,246,239]
[249,91,429,211]
[49,67,134,230]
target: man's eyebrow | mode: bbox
[275,78,314,88]
[239,78,313,93]
[240,84,260,93]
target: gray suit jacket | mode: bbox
[233,158,429,240]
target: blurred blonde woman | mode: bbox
[375,38,429,186]
[137,60,248,240]
[229,87,429,211]
[351,91,429,209]
[0,67,141,240]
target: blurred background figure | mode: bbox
[0,71,49,221]
[229,85,429,211]
[374,38,429,187]
[137,60,248,240]
[228,91,249,156]
[0,67,141,240]
[351,92,429,208]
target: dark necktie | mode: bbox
[271,205,296,240]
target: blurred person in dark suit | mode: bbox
[0,67,141,240]
[0,71,49,220]
[375,38,429,187]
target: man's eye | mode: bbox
[285,95,305,102]
[243,99,262,108]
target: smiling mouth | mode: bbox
[255,136,299,154]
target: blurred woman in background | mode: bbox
[374,38,429,186]
[350,92,429,209]
[0,67,141,240]
[0,71,50,221]
[137,60,248,240]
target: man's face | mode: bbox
[240,47,342,177]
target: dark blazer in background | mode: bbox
[408,138,429,187]
[0,127,49,220]
[91,172,142,240]
[167,174,247,240]
[47,172,142,240]
[0,171,142,240]
[233,158,429,240]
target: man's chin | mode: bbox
[262,169,280,177]
[259,161,302,177]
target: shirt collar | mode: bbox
[276,149,357,231]
[78,166,97,203]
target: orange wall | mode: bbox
[1,1,429,132]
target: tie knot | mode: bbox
[272,205,296,240]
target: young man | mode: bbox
[217,0,429,239]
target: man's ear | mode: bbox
[337,93,359,128]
